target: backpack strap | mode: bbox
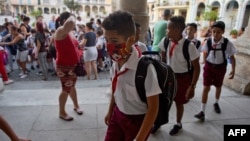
[135,57,152,103]
[221,38,228,64]
[207,38,212,55]
[182,39,191,73]
[207,38,228,64]
[164,37,170,51]
[196,40,201,49]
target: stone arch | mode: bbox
[92,6,98,15]
[38,7,43,13]
[85,5,91,17]
[51,8,57,14]
[77,5,83,13]
[226,0,239,10]
[197,2,205,18]
[241,0,250,28]
[99,6,105,14]
[44,7,49,14]
[225,0,239,28]
[211,1,220,11]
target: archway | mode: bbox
[99,6,105,15]
[211,1,220,11]
[242,1,250,28]
[85,6,90,17]
[51,8,57,14]
[225,0,239,28]
[92,6,98,16]
[76,5,83,15]
[44,7,50,14]
[197,3,205,19]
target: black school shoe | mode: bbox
[194,111,205,121]
[169,124,182,136]
[151,125,161,134]
[214,103,221,114]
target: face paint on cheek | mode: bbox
[107,43,130,62]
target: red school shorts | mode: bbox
[104,106,148,141]
[203,62,227,87]
[174,73,192,105]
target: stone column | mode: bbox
[187,0,197,23]
[235,2,244,29]
[119,0,149,43]
[223,21,250,95]
[219,0,226,21]
[174,9,180,16]
[235,1,244,30]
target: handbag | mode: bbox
[75,59,86,77]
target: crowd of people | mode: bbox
[0,9,238,141]
[0,14,109,84]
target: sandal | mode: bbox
[74,108,83,115]
[59,115,74,121]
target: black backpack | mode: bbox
[135,51,177,128]
[206,38,228,65]
[164,38,193,74]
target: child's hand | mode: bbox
[186,86,195,100]
[228,71,235,79]
[104,112,112,126]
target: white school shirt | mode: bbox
[110,47,162,115]
[201,37,237,64]
[134,41,148,53]
[159,37,200,73]
[185,36,202,52]
[96,35,105,49]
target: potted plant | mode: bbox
[230,29,238,39]
[201,6,219,26]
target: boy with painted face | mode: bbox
[102,11,161,141]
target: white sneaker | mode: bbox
[19,72,24,76]
[4,79,14,85]
[20,74,27,79]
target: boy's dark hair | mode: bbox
[163,9,171,17]
[169,16,186,32]
[23,16,30,22]
[212,21,225,31]
[135,22,140,29]
[102,10,135,39]
[187,23,197,31]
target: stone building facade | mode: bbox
[148,0,250,30]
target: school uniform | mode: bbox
[104,46,162,141]
[159,37,200,104]
[201,37,237,87]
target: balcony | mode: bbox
[159,0,189,6]
[77,0,106,4]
